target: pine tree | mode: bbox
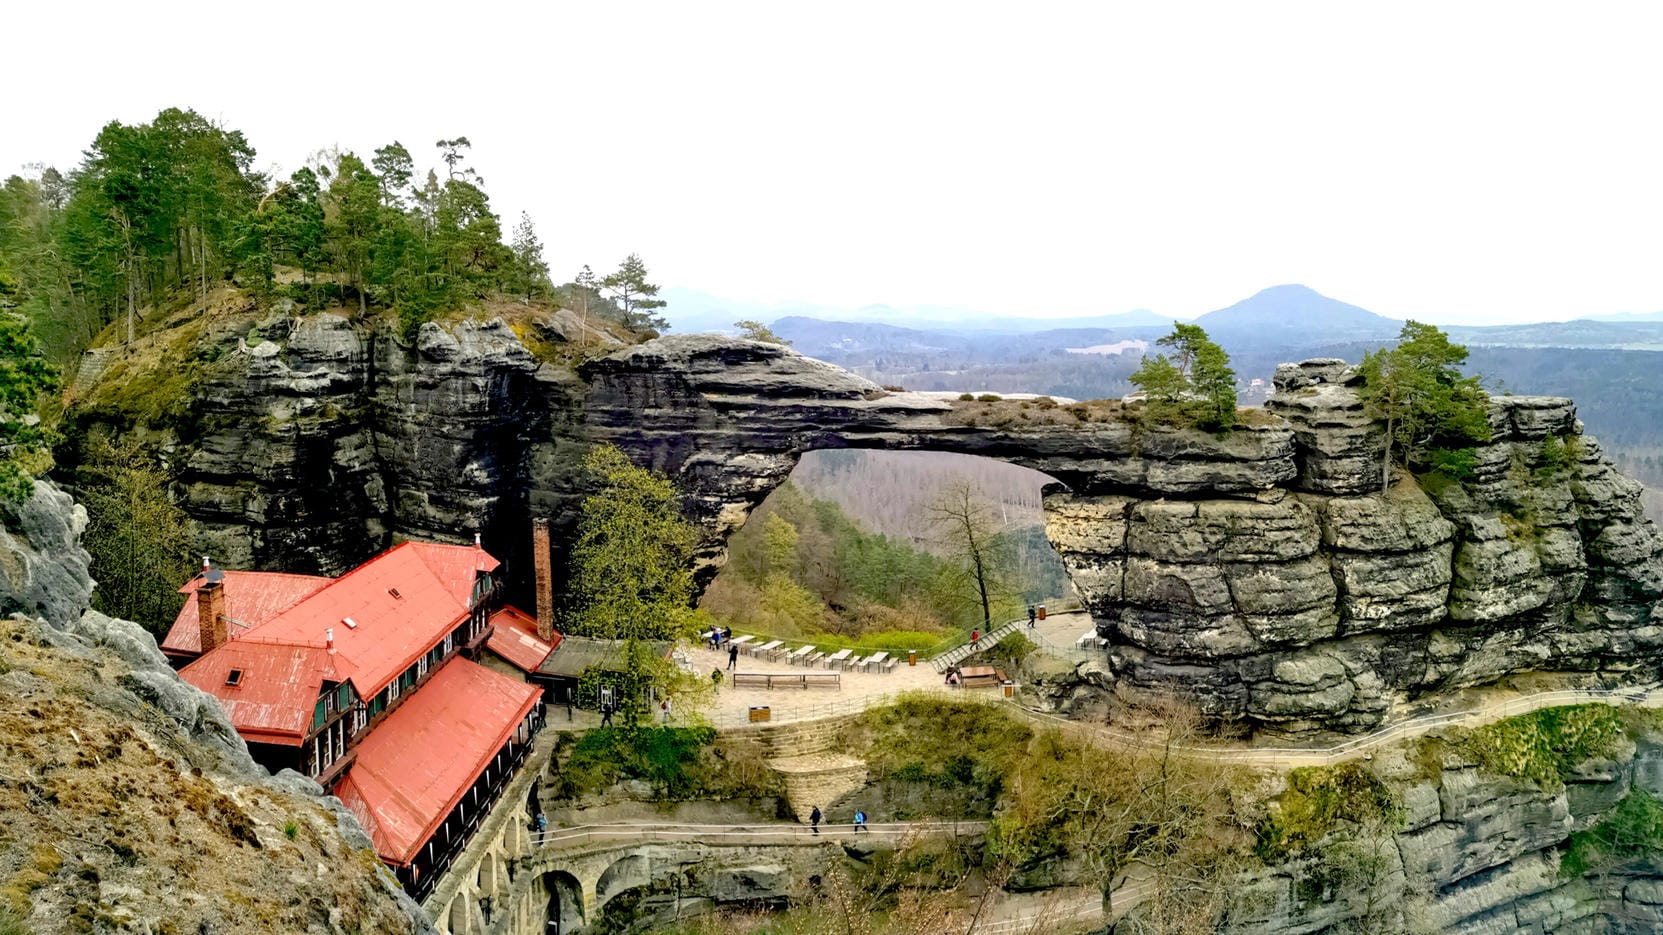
[602,253,668,331]
[509,212,549,303]
[1358,320,1491,493]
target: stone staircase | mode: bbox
[931,619,1023,672]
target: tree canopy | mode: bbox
[0,108,668,360]
[735,319,789,345]
[1358,320,1491,492]
[1129,322,1238,430]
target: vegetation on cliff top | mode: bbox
[0,107,668,363]
[1359,320,1492,492]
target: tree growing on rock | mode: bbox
[602,253,668,331]
[1129,322,1238,430]
[735,319,789,345]
[508,211,549,303]
[1357,320,1491,494]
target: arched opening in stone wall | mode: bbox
[698,449,1082,655]
[541,870,583,934]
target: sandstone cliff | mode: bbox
[0,479,434,935]
[63,313,1663,737]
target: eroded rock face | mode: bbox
[1048,369,1663,735]
[69,318,1663,735]
[1232,739,1663,935]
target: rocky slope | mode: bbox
[0,479,433,934]
[64,311,1663,735]
[1229,715,1663,935]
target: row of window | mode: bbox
[305,601,494,776]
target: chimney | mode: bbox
[197,567,228,655]
[326,627,336,654]
[532,517,554,643]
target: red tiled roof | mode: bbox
[242,541,490,699]
[179,642,341,745]
[405,540,500,606]
[485,606,559,673]
[161,571,333,657]
[333,658,540,866]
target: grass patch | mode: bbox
[840,693,1031,797]
[1561,789,1663,878]
[1463,704,1628,789]
[552,726,779,801]
[1255,762,1398,862]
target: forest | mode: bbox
[0,107,663,368]
[699,478,1070,653]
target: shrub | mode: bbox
[957,392,975,401]
[1255,762,1398,861]
[283,818,299,840]
[1561,789,1663,878]
[843,693,1031,798]
[882,384,906,392]
[1426,447,1479,481]
[1464,704,1628,788]
[977,393,1002,402]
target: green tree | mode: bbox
[735,319,789,345]
[508,211,549,303]
[76,436,196,633]
[1129,322,1238,430]
[0,313,59,501]
[325,153,381,316]
[565,445,701,725]
[1358,320,1492,493]
[602,253,668,331]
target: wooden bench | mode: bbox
[752,639,785,659]
[862,651,890,673]
[729,634,755,652]
[822,648,853,669]
[730,672,842,690]
[957,665,1007,689]
[785,645,818,665]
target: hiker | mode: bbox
[1028,605,1037,629]
[971,628,979,649]
[810,805,822,835]
[728,642,739,670]
[661,698,672,724]
[535,812,547,833]
[854,809,868,833]
[600,702,613,728]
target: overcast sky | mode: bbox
[9,2,1662,325]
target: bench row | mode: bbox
[721,634,902,673]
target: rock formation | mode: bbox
[64,316,1663,735]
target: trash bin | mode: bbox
[1036,604,1047,620]
[749,706,771,723]
[908,650,917,666]
[1003,680,1014,698]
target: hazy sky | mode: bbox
[9,2,1663,325]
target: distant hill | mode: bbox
[1448,318,1663,350]
[1191,284,1402,347]
[660,286,1178,335]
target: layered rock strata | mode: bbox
[67,320,1663,734]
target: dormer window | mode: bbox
[226,669,243,686]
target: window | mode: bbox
[388,588,401,600]
[225,669,242,686]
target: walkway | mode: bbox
[532,819,985,851]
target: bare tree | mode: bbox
[929,478,1012,630]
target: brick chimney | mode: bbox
[532,517,554,643]
[197,563,228,654]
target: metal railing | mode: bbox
[530,819,986,851]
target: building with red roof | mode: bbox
[176,535,549,897]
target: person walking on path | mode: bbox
[661,698,672,725]
[810,806,822,835]
[971,628,980,650]
[854,809,868,833]
[600,702,613,728]
[728,642,739,671]
[1028,605,1037,629]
